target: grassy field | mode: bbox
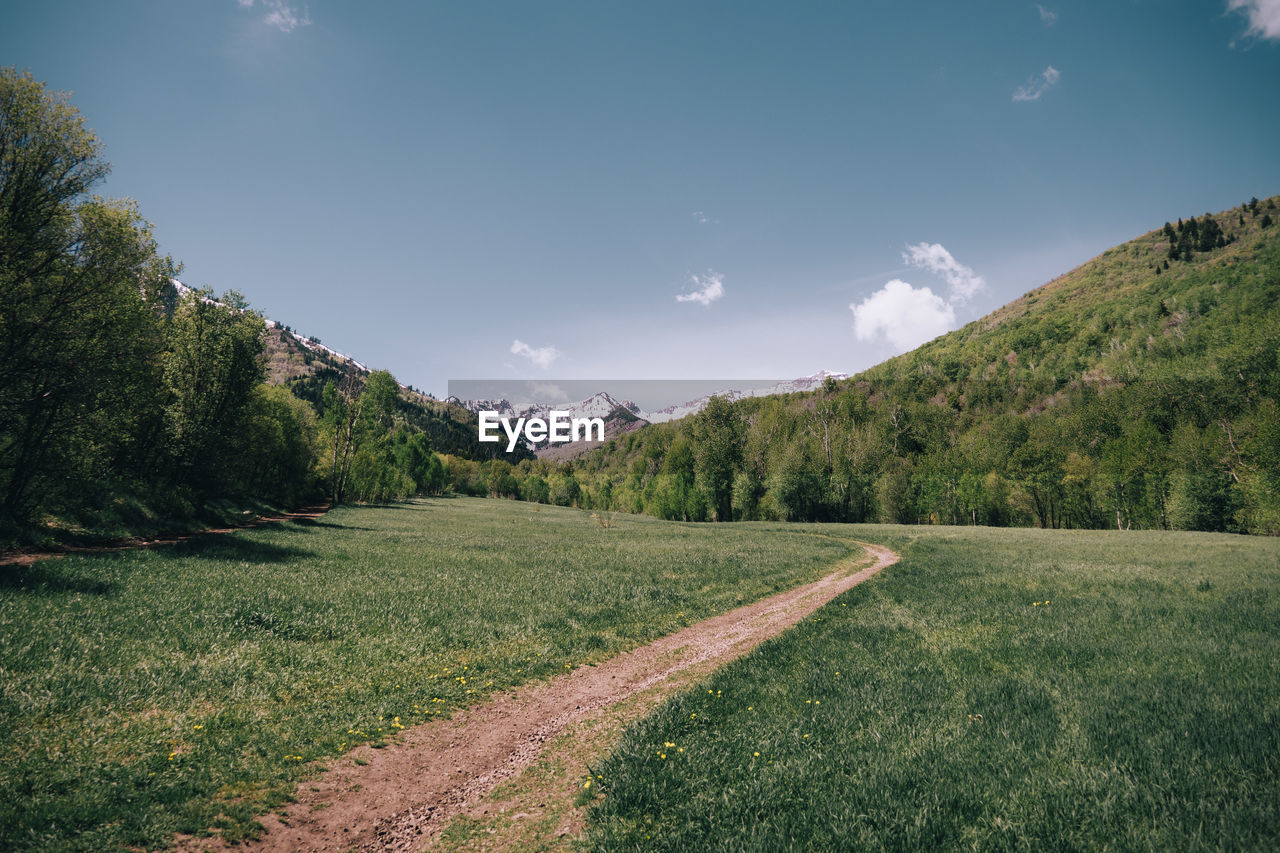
[0,497,848,851]
[583,525,1280,851]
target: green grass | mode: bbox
[0,497,848,851]
[583,525,1280,851]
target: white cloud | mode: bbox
[264,2,310,32]
[238,0,311,33]
[691,211,719,225]
[529,383,568,402]
[510,339,562,370]
[902,242,986,302]
[676,271,725,306]
[1228,0,1280,40]
[1012,65,1060,102]
[1037,4,1058,25]
[850,280,957,352]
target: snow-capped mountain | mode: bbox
[453,371,848,427]
[449,391,645,424]
[640,371,848,422]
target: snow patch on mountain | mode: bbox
[172,278,371,375]
[453,371,848,426]
[641,371,848,422]
[450,391,644,424]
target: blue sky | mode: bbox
[4,1,1279,396]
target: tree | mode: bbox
[1166,423,1233,532]
[520,473,550,504]
[548,468,581,507]
[875,458,914,524]
[1196,216,1223,251]
[770,442,824,521]
[163,289,266,493]
[1235,400,1280,535]
[487,459,518,498]
[0,70,173,522]
[731,469,764,520]
[1010,416,1066,528]
[335,370,430,503]
[1061,451,1102,528]
[1097,420,1166,530]
[0,69,109,294]
[324,372,364,503]
[229,383,321,504]
[689,395,744,521]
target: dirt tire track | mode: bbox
[200,537,897,853]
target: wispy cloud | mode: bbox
[238,0,311,33]
[676,271,725,306]
[1227,0,1280,40]
[902,242,986,302]
[510,339,562,370]
[1012,65,1060,102]
[1037,4,1058,26]
[850,280,956,352]
[692,210,718,225]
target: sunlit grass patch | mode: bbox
[584,525,1280,851]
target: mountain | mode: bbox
[262,323,528,462]
[533,403,649,462]
[167,282,524,463]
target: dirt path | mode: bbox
[0,504,330,568]
[199,536,898,853]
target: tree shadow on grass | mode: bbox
[1,532,315,596]
[0,558,118,595]
[167,533,313,564]
[290,518,374,532]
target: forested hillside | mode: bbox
[479,198,1280,534]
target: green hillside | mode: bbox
[537,197,1280,534]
